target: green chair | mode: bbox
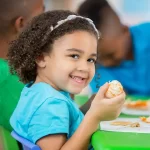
[0,126,19,150]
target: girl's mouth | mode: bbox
[69,75,86,84]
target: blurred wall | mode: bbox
[44,0,150,25]
[108,0,150,25]
[44,0,85,11]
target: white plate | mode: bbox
[100,118,150,133]
[121,107,150,116]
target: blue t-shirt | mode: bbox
[10,82,84,144]
[90,23,150,96]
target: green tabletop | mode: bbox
[92,130,150,150]
[91,113,150,150]
[91,95,150,150]
[75,94,150,150]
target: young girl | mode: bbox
[8,10,125,150]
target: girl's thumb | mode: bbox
[96,82,109,99]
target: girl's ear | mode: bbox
[36,55,46,68]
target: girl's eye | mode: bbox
[70,54,79,59]
[88,58,96,63]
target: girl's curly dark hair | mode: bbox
[8,10,98,83]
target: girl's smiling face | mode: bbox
[36,31,97,94]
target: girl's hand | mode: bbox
[88,82,126,122]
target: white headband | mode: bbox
[50,15,100,39]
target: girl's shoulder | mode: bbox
[22,82,72,106]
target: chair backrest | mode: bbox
[11,131,41,150]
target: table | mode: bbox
[91,130,150,150]
[91,95,150,150]
[75,94,150,150]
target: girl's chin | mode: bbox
[69,89,84,95]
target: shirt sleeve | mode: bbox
[28,98,70,143]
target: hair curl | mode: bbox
[8,10,98,83]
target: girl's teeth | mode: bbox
[71,76,83,82]
[74,77,82,80]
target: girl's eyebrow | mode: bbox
[66,48,97,57]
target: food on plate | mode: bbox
[130,122,140,127]
[105,80,123,98]
[125,100,150,110]
[110,121,131,126]
[140,116,150,123]
[111,121,140,127]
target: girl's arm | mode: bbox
[80,94,95,114]
[37,83,125,150]
[36,112,98,150]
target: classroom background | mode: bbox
[45,0,150,25]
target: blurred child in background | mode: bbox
[78,0,150,96]
[0,0,44,131]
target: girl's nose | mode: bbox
[77,61,89,72]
